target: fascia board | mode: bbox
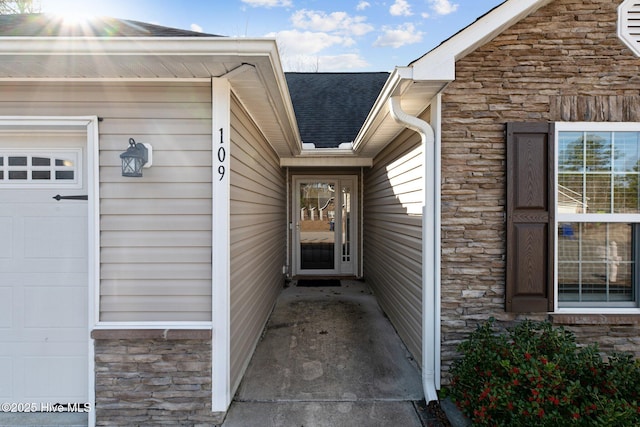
[351,67,412,154]
[265,43,303,156]
[411,0,553,80]
[0,36,280,56]
[247,46,302,156]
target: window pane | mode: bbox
[55,171,74,180]
[558,132,584,172]
[0,157,3,166]
[8,171,27,180]
[614,174,640,213]
[585,174,611,213]
[55,158,73,167]
[32,171,51,180]
[558,173,586,213]
[585,132,611,172]
[32,157,50,166]
[8,156,27,166]
[614,132,640,172]
[558,223,635,307]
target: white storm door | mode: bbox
[0,133,88,404]
[294,176,356,276]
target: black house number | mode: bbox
[218,127,226,181]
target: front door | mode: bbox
[0,132,88,404]
[293,176,356,276]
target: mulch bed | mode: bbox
[414,399,452,427]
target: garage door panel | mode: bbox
[24,355,87,400]
[0,216,11,258]
[0,287,12,328]
[0,358,12,398]
[24,216,87,259]
[23,286,87,328]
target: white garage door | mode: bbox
[0,133,88,404]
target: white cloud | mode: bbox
[291,9,374,36]
[421,12,430,19]
[389,0,413,17]
[373,23,423,48]
[268,29,354,56]
[282,53,369,72]
[356,1,370,11]
[241,0,292,7]
[428,0,459,15]
[191,23,203,32]
[318,54,369,71]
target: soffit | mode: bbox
[0,37,301,157]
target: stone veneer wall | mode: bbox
[439,0,640,381]
[92,330,223,426]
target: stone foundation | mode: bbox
[91,329,224,426]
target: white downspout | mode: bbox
[388,96,439,403]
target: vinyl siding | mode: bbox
[363,125,424,364]
[0,81,213,322]
[229,94,286,393]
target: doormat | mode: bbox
[296,279,341,287]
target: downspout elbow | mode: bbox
[388,97,434,146]
[388,96,439,403]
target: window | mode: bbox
[556,125,640,309]
[506,123,640,313]
[0,150,80,187]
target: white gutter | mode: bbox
[388,95,439,403]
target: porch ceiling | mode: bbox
[0,37,302,157]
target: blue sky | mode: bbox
[40,0,505,72]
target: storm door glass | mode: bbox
[299,181,336,270]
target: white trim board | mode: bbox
[211,78,232,413]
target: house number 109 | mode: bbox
[218,127,226,181]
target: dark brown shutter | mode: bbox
[506,122,555,312]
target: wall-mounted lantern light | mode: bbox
[120,138,152,177]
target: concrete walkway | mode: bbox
[221,280,427,427]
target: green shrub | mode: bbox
[445,319,640,426]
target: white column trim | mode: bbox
[211,78,232,412]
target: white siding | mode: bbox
[363,126,424,363]
[0,82,213,322]
[229,94,286,393]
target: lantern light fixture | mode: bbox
[120,138,152,177]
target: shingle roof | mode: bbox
[0,14,222,37]
[285,72,390,149]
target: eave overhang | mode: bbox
[0,36,301,157]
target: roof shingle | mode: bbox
[285,72,389,149]
[0,14,221,37]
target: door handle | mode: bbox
[52,194,88,201]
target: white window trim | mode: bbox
[554,122,640,314]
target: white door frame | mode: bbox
[0,116,99,427]
[292,175,358,276]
